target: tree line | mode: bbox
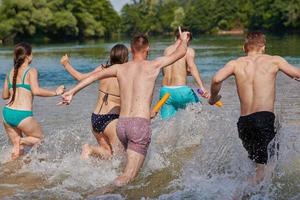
[1,0,300,42]
[121,0,300,35]
[0,0,120,42]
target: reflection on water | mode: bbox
[0,36,300,199]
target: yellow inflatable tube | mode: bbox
[152,93,170,113]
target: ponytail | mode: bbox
[8,43,32,105]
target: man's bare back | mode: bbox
[231,54,279,115]
[162,44,189,86]
[117,60,160,119]
[213,54,300,116]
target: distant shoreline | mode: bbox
[217,29,245,35]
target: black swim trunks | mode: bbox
[91,113,119,133]
[237,111,277,164]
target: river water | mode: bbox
[0,35,299,199]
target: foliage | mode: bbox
[1,0,300,41]
[121,0,300,36]
[0,0,119,40]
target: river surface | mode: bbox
[0,35,299,199]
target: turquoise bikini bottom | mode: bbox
[2,106,33,127]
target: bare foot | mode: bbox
[113,175,130,187]
[81,144,92,160]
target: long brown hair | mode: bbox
[8,42,32,105]
[103,44,129,68]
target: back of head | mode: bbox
[175,28,193,41]
[109,44,129,66]
[131,34,149,53]
[9,42,32,105]
[244,31,266,53]
[14,42,32,67]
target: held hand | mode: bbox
[56,85,65,96]
[57,91,73,106]
[150,111,158,119]
[208,95,222,105]
[199,87,210,99]
[61,54,69,66]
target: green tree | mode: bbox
[0,0,119,41]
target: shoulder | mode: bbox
[271,55,286,62]
[226,59,238,67]
[28,67,38,76]
[164,45,175,55]
[187,47,195,56]
[94,66,103,72]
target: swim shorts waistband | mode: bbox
[162,85,187,89]
[239,111,275,120]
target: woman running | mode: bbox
[2,42,65,160]
[60,44,128,159]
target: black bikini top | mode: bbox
[97,89,120,113]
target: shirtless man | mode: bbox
[60,29,190,186]
[209,32,300,184]
[158,28,209,119]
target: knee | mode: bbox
[11,136,21,145]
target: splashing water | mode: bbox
[0,76,299,200]
[0,37,300,199]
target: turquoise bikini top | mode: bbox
[8,67,32,91]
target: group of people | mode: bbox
[2,28,300,190]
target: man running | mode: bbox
[209,31,300,184]
[60,29,191,187]
[157,28,209,119]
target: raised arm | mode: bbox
[29,68,64,97]
[60,64,119,105]
[2,75,10,100]
[275,56,300,79]
[209,60,235,105]
[61,54,102,81]
[152,32,189,69]
[186,48,209,98]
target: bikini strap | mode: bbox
[97,89,120,114]
[97,93,108,114]
[22,67,31,84]
[99,89,120,98]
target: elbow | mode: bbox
[2,95,9,100]
[31,89,40,96]
[2,92,9,100]
[212,75,222,84]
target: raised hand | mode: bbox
[61,54,69,66]
[178,26,190,42]
[56,85,65,96]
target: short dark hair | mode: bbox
[244,31,266,53]
[175,28,192,41]
[131,34,149,53]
